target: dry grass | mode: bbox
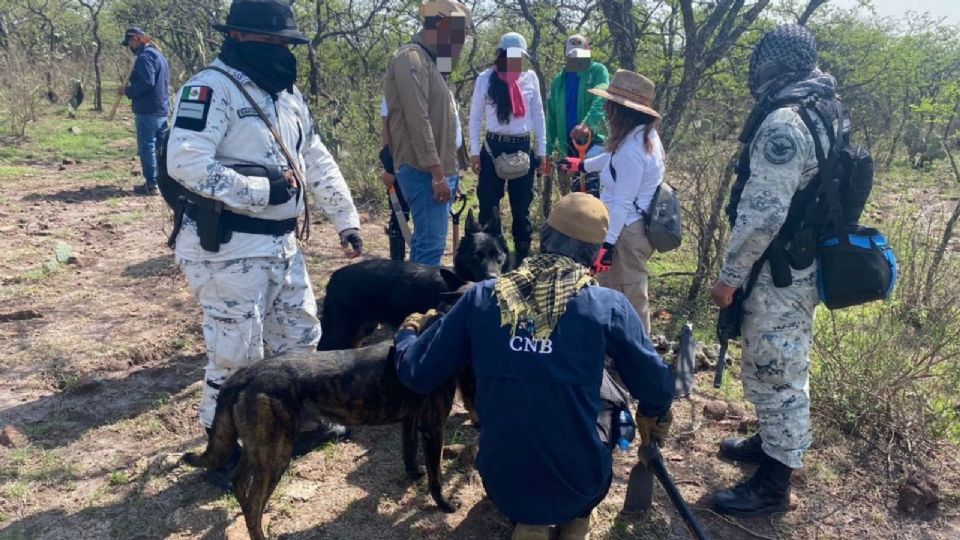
[0,147,958,540]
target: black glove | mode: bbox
[268,176,295,205]
[339,228,363,255]
[379,145,395,175]
[600,242,614,266]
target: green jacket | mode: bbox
[546,61,610,156]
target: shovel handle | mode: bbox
[573,133,592,193]
[643,445,712,540]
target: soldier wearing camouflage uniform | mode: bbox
[167,0,362,486]
[710,25,840,516]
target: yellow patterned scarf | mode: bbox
[494,254,596,339]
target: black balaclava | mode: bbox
[219,37,297,98]
[748,24,818,101]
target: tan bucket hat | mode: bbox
[546,193,610,245]
[588,69,660,119]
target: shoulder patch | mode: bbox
[237,107,259,119]
[763,133,797,165]
[174,86,213,132]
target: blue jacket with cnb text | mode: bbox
[395,279,674,525]
[124,44,169,117]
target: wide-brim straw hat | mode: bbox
[588,69,660,119]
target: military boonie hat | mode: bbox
[212,0,309,45]
[547,193,610,245]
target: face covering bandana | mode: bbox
[748,24,817,100]
[219,38,298,98]
[495,68,526,118]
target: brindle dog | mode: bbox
[182,340,462,540]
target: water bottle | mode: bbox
[617,409,635,452]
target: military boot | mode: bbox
[202,427,242,492]
[511,524,550,540]
[514,241,531,267]
[719,432,764,463]
[557,514,591,540]
[711,452,793,517]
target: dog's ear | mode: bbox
[484,212,502,235]
[439,267,468,291]
[440,282,477,308]
[465,210,480,234]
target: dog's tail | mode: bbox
[183,382,241,469]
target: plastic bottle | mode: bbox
[617,409,635,452]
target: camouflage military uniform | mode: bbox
[167,59,360,429]
[719,106,832,469]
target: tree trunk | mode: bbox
[92,21,102,111]
[598,0,639,70]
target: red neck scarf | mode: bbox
[495,69,526,119]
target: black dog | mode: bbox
[183,339,462,540]
[316,210,508,351]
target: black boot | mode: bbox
[719,432,764,463]
[712,452,793,517]
[514,241,531,267]
[292,419,351,458]
[202,427,242,492]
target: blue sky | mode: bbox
[833,0,960,24]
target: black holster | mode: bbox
[195,198,228,253]
[766,239,794,288]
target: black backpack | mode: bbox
[793,101,897,309]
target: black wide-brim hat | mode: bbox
[212,0,309,45]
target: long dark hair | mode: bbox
[604,100,658,154]
[487,48,512,125]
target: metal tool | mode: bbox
[449,190,468,253]
[625,443,711,540]
[572,132,592,193]
[387,185,411,245]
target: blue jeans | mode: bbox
[395,165,459,266]
[135,114,168,186]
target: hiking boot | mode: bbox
[511,524,550,540]
[557,515,590,540]
[719,432,764,464]
[133,183,159,196]
[711,452,793,517]
[202,427,242,492]
[292,420,351,458]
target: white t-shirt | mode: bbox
[468,68,547,157]
[381,97,462,149]
[584,126,665,245]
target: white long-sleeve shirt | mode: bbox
[584,127,665,245]
[469,68,547,157]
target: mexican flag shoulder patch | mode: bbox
[181,86,212,103]
[175,86,214,132]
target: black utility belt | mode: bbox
[184,203,297,236]
[486,133,530,144]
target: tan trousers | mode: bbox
[597,219,654,333]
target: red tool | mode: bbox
[572,131,592,193]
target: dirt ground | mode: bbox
[1,129,959,539]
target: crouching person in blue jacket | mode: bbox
[394,193,675,540]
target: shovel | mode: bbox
[626,444,711,540]
[572,132,592,193]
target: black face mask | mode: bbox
[219,38,297,97]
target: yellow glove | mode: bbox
[635,408,673,447]
[400,309,442,335]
